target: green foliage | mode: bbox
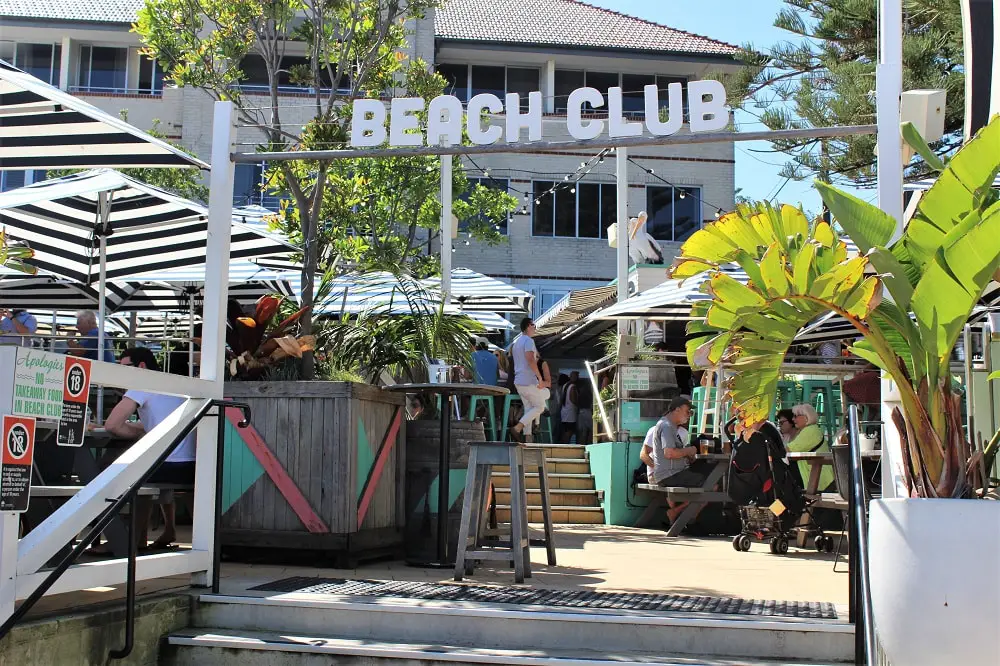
[672,117,1000,498]
[315,270,484,384]
[721,0,965,186]
[0,229,36,274]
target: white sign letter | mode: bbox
[607,87,643,138]
[688,79,729,133]
[427,95,464,146]
[567,87,605,140]
[466,93,504,145]
[350,99,387,147]
[389,97,425,147]
[505,91,543,143]
[644,83,682,136]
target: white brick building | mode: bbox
[0,0,739,314]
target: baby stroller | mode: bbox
[726,420,834,554]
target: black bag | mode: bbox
[632,462,648,487]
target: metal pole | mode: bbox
[96,191,110,423]
[437,392,452,565]
[188,291,196,377]
[848,405,876,664]
[440,151,453,298]
[615,147,629,335]
[237,125,879,162]
[50,311,58,351]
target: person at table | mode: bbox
[0,308,37,346]
[640,396,713,524]
[471,339,498,385]
[776,408,798,445]
[67,310,115,362]
[508,318,548,443]
[559,375,578,443]
[788,403,835,492]
[105,346,194,550]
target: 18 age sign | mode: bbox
[2,415,36,512]
[58,357,91,447]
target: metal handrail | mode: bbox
[847,405,876,664]
[0,399,251,659]
[585,359,613,439]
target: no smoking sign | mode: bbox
[2,415,36,512]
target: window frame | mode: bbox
[77,44,130,94]
[0,41,61,86]
[531,179,615,239]
[644,184,704,243]
[435,64,541,110]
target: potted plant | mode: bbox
[668,117,1000,665]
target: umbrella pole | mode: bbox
[50,311,58,351]
[188,291,196,377]
[96,193,109,424]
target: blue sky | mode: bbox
[585,0,873,211]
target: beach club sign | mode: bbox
[350,81,729,147]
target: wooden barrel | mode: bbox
[404,419,485,563]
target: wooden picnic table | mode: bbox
[786,450,881,546]
[635,452,732,537]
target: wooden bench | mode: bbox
[808,492,848,511]
[635,484,731,537]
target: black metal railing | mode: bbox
[847,405,876,665]
[0,399,250,662]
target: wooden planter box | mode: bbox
[221,381,405,563]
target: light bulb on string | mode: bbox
[564,175,571,181]
[570,187,576,194]
[464,240,470,246]
[678,190,686,199]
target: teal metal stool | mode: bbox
[536,412,554,444]
[501,394,523,441]
[469,395,498,440]
[776,380,801,409]
[802,380,838,440]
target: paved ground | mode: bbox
[24,524,849,620]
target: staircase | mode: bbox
[162,593,854,665]
[492,443,605,524]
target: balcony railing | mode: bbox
[70,86,163,97]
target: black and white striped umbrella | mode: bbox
[423,268,534,313]
[0,170,294,282]
[0,60,207,171]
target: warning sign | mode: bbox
[621,366,650,391]
[1,415,35,512]
[58,357,91,447]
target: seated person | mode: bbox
[471,340,499,385]
[68,310,115,362]
[788,403,834,492]
[640,396,715,523]
[0,308,37,346]
[105,346,195,550]
[776,408,798,444]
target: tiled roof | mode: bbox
[0,0,739,59]
[0,0,143,23]
[436,0,739,57]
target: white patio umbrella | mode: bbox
[422,268,534,313]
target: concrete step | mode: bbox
[527,444,588,460]
[165,628,848,665]
[495,487,602,507]
[185,595,853,663]
[491,472,596,490]
[495,505,606,524]
[546,459,591,475]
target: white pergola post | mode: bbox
[615,147,629,335]
[190,100,235,587]
[0,348,16,618]
[95,191,111,423]
[440,152,453,298]
[877,0,906,498]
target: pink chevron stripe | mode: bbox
[226,408,330,533]
[356,407,403,527]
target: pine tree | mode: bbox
[722,0,964,187]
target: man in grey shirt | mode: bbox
[509,317,549,442]
[641,396,711,524]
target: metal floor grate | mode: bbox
[248,577,838,620]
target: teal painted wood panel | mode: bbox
[222,417,264,514]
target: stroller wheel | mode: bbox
[732,535,743,551]
[776,537,789,554]
[768,537,779,554]
[814,535,826,552]
[824,536,835,553]
[734,534,752,552]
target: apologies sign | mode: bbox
[58,357,91,447]
[12,348,65,420]
[1,415,35,512]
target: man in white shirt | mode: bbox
[106,346,195,550]
[509,318,549,442]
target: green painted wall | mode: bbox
[222,418,263,513]
[586,440,653,526]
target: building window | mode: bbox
[233,163,282,210]
[438,63,469,102]
[554,70,584,113]
[0,170,46,192]
[532,180,615,238]
[0,42,61,86]
[646,185,703,242]
[550,70,686,115]
[435,65,540,109]
[460,177,509,235]
[236,55,349,94]
[78,46,128,93]
[138,55,165,94]
[622,74,655,115]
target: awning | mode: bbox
[0,60,207,171]
[423,268,534,313]
[589,267,749,321]
[904,174,1000,191]
[536,285,618,335]
[0,170,294,282]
